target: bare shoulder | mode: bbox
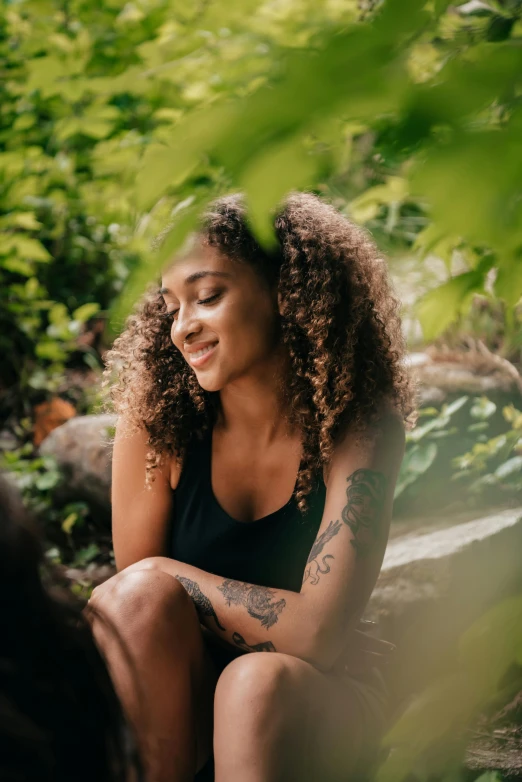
[113,416,182,489]
[325,405,405,485]
[336,403,404,452]
[370,404,406,453]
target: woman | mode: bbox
[91,192,415,782]
[0,473,142,781]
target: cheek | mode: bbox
[226,302,277,359]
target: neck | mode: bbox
[217,349,296,445]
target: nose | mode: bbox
[171,305,201,347]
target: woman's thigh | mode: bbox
[213,651,389,782]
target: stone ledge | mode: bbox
[368,507,522,699]
[382,508,522,571]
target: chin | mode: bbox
[193,361,249,393]
[193,372,224,393]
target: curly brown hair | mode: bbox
[104,192,415,512]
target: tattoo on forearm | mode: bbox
[176,576,226,632]
[341,468,386,557]
[232,632,277,653]
[302,518,342,586]
[217,579,286,629]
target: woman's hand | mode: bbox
[330,620,396,676]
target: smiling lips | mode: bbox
[186,341,218,368]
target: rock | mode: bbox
[409,349,522,406]
[40,414,117,520]
[367,507,522,696]
[466,724,522,777]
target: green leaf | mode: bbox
[408,442,438,473]
[395,441,438,498]
[0,212,42,231]
[109,198,204,331]
[61,512,78,534]
[443,396,470,418]
[1,256,34,276]
[410,120,522,253]
[379,673,477,782]
[53,118,83,142]
[470,397,496,420]
[459,596,522,693]
[35,342,68,362]
[12,237,52,262]
[80,118,116,140]
[495,253,522,308]
[14,213,42,230]
[349,177,408,225]
[467,421,489,433]
[73,542,100,566]
[240,133,326,248]
[416,272,483,341]
[13,114,36,131]
[503,405,522,426]
[494,455,522,480]
[134,133,211,210]
[26,55,63,92]
[35,470,61,491]
[0,152,25,178]
[73,302,101,322]
[473,773,503,782]
[48,303,69,327]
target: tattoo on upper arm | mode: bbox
[341,468,387,557]
[232,632,277,653]
[302,469,386,585]
[217,579,286,629]
[175,576,226,632]
[302,519,342,586]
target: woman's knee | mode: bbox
[214,653,297,725]
[89,568,197,636]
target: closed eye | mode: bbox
[199,292,221,306]
[161,292,221,321]
[161,308,178,321]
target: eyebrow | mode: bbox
[159,270,231,295]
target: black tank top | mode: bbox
[170,430,327,592]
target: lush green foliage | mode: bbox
[0,431,103,566]
[106,0,522,336]
[396,396,522,511]
[2,0,522,413]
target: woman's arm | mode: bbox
[111,417,177,571]
[121,413,405,670]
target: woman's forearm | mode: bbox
[125,556,327,665]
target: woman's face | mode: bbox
[160,243,280,392]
